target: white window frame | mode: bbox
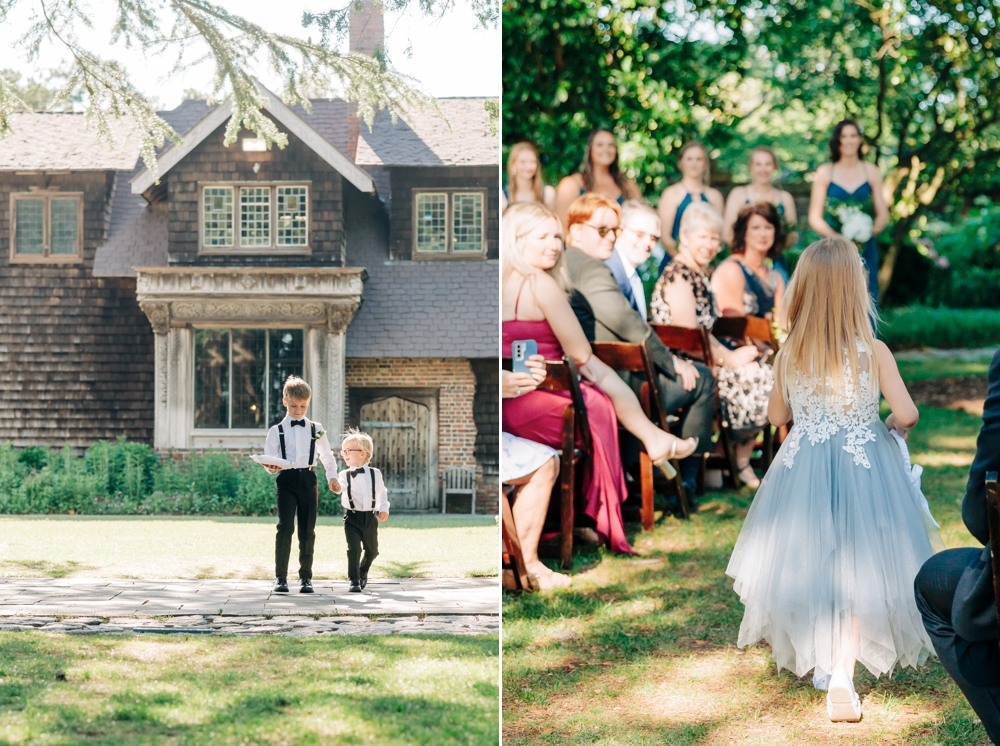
[9,192,84,264]
[198,182,311,255]
[411,189,487,258]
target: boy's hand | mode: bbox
[263,464,281,474]
[378,512,388,522]
[328,479,341,493]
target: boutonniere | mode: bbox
[313,429,325,440]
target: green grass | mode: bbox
[502,406,989,745]
[0,515,498,579]
[880,306,1000,351]
[0,632,499,745]
[896,351,994,383]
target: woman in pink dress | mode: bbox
[502,202,697,555]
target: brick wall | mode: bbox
[0,171,155,448]
[344,357,497,513]
[166,113,347,267]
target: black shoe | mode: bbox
[349,581,362,593]
[300,579,314,594]
[273,577,289,593]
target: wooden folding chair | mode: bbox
[592,339,690,526]
[985,472,1000,640]
[712,315,778,468]
[502,487,533,592]
[650,324,742,489]
[503,356,592,569]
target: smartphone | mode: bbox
[511,339,538,374]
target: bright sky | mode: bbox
[0,0,499,110]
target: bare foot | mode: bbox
[528,565,572,590]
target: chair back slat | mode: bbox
[986,472,1000,640]
[650,324,713,367]
[711,316,748,341]
[592,341,646,372]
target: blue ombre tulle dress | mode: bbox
[726,347,936,679]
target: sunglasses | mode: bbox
[584,223,621,239]
[625,227,661,243]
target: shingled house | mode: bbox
[0,8,499,513]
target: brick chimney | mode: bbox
[347,0,384,160]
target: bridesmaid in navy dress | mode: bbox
[807,120,889,305]
[657,141,725,275]
[553,128,640,229]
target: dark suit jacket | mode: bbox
[604,250,639,314]
[563,246,675,380]
[955,347,1000,644]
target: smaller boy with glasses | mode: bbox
[329,428,389,592]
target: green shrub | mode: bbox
[0,441,344,517]
[922,199,1000,309]
[879,306,1000,351]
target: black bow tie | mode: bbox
[350,467,366,476]
[290,419,306,427]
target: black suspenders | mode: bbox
[276,421,316,468]
[345,467,379,511]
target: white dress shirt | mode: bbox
[336,465,390,513]
[616,246,648,321]
[264,415,338,472]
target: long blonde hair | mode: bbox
[501,202,569,290]
[506,142,545,202]
[775,237,879,402]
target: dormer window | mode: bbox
[413,190,485,258]
[200,183,310,254]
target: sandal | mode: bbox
[737,465,760,489]
[653,436,699,481]
[827,669,862,722]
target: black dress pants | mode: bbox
[274,469,318,581]
[915,548,1000,745]
[344,510,379,582]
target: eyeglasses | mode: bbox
[584,223,621,239]
[341,448,364,454]
[625,227,660,243]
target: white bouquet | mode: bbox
[835,204,874,245]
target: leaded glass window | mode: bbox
[203,187,234,247]
[194,328,304,430]
[415,193,448,252]
[277,186,308,246]
[239,187,270,247]
[10,194,82,261]
[452,193,484,252]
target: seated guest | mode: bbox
[502,142,556,212]
[554,128,641,228]
[650,201,771,489]
[502,202,696,555]
[502,358,571,590]
[915,348,1000,745]
[564,194,714,497]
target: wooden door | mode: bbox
[359,396,433,510]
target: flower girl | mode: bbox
[726,237,936,722]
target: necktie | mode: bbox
[629,272,647,320]
[290,419,306,427]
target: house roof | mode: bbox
[355,98,498,167]
[0,113,144,171]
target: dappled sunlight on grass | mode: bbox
[503,405,992,745]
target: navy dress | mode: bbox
[827,180,880,304]
[657,191,709,276]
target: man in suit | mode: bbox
[605,201,652,322]
[562,193,715,496]
[915,348,1000,745]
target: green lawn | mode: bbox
[0,515,498,580]
[0,632,499,745]
[502,406,990,745]
[896,351,994,383]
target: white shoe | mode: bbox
[812,667,830,691]
[826,669,862,722]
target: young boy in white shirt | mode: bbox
[329,428,389,592]
[260,376,339,594]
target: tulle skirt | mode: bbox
[726,419,936,678]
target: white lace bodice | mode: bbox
[782,345,880,469]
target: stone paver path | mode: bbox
[0,577,498,617]
[0,614,498,637]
